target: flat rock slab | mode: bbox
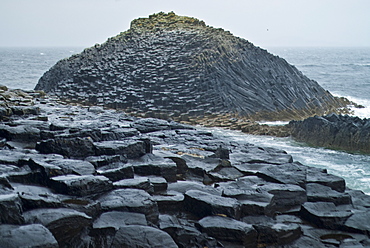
[168,181,222,195]
[23,208,92,247]
[130,154,177,182]
[344,211,370,236]
[198,216,257,247]
[94,140,147,159]
[256,162,307,188]
[49,159,95,175]
[301,202,353,229]
[96,162,134,181]
[148,176,168,192]
[159,214,219,248]
[218,180,275,216]
[184,189,240,218]
[0,224,58,248]
[36,137,96,158]
[85,154,124,168]
[243,216,302,245]
[0,193,24,224]
[113,176,154,193]
[93,211,147,231]
[307,183,352,205]
[131,118,171,133]
[307,168,346,192]
[111,225,178,248]
[260,183,307,214]
[98,188,159,224]
[50,174,112,196]
[152,190,185,212]
[230,150,293,165]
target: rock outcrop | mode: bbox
[1,88,370,247]
[35,12,345,121]
[289,113,370,153]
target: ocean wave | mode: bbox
[336,95,370,119]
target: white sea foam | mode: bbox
[335,94,370,119]
[207,127,370,195]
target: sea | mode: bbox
[1,46,370,194]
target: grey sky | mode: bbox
[1,0,369,48]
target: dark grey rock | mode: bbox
[148,176,168,192]
[130,154,177,182]
[230,149,293,166]
[85,155,125,168]
[198,216,257,247]
[218,180,275,216]
[343,211,370,236]
[132,118,170,133]
[307,183,352,205]
[0,224,58,248]
[347,189,370,210]
[113,176,154,193]
[111,225,178,248]
[96,162,134,181]
[98,188,159,224]
[49,159,96,175]
[300,202,353,229]
[28,158,65,182]
[168,181,221,195]
[50,174,112,196]
[11,106,40,116]
[307,168,346,192]
[13,183,62,210]
[0,194,24,224]
[184,189,240,219]
[243,216,302,245]
[256,162,307,188]
[260,183,307,214]
[93,211,147,230]
[0,124,40,142]
[23,208,92,247]
[152,190,185,212]
[90,211,147,248]
[0,150,27,165]
[101,127,139,140]
[36,136,95,158]
[159,214,220,248]
[94,139,148,159]
[290,114,370,154]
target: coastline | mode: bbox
[1,87,370,246]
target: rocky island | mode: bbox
[35,12,347,122]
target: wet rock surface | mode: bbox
[35,12,344,121]
[0,88,370,247]
[290,113,370,154]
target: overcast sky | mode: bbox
[1,0,369,48]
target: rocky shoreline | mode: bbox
[1,87,370,247]
[289,114,370,154]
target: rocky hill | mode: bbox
[35,12,345,120]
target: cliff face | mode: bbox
[35,12,344,120]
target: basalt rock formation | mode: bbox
[289,113,370,154]
[1,87,370,247]
[35,12,345,121]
